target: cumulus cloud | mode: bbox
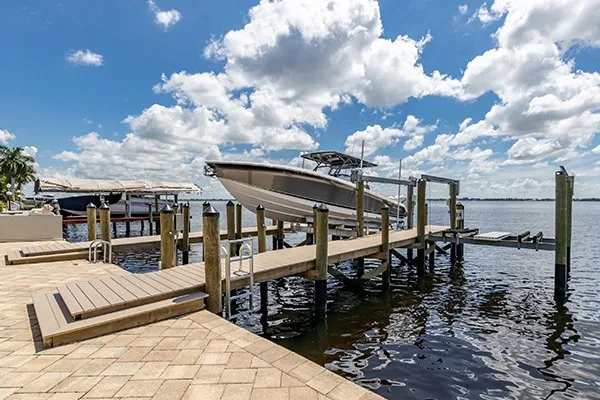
[458,4,469,15]
[0,129,16,145]
[344,115,436,156]
[66,49,104,66]
[148,0,181,31]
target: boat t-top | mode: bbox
[205,151,405,227]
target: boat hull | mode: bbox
[207,161,405,226]
[58,194,171,217]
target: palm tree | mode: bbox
[0,146,36,199]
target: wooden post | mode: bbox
[140,220,144,236]
[226,201,235,255]
[449,183,458,264]
[86,203,97,241]
[155,196,160,235]
[148,203,153,235]
[566,176,574,274]
[202,202,210,260]
[276,220,284,250]
[381,205,390,289]
[112,221,117,238]
[182,203,190,265]
[416,179,426,276]
[356,181,365,236]
[406,184,415,264]
[256,205,268,314]
[456,202,465,261]
[160,205,175,269]
[203,205,222,313]
[315,204,329,319]
[173,203,179,232]
[555,170,568,298]
[307,204,318,245]
[100,203,111,243]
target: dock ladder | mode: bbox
[222,238,255,320]
[88,240,112,263]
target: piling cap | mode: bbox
[256,204,264,211]
[226,200,234,207]
[317,203,328,212]
[381,203,389,210]
[203,201,210,206]
[161,204,173,213]
[86,203,96,209]
[312,203,319,210]
[99,202,110,210]
[182,202,190,209]
[203,204,219,216]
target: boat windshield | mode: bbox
[301,151,377,177]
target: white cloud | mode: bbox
[344,115,436,156]
[148,0,181,31]
[0,129,16,145]
[66,49,104,66]
[22,146,38,158]
[470,3,502,25]
[458,4,469,15]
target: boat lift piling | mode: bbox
[159,204,175,269]
[99,203,111,244]
[256,205,269,314]
[181,203,191,265]
[86,203,97,241]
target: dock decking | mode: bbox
[6,224,292,265]
[31,225,447,349]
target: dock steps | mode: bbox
[33,288,208,348]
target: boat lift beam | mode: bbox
[420,174,460,194]
[350,169,416,187]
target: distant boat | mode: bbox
[57,194,171,217]
[205,151,405,227]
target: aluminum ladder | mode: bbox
[222,238,255,320]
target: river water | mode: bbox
[64,201,600,399]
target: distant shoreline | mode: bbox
[186,198,600,202]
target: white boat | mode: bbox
[205,151,405,227]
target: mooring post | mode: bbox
[148,203,153,235]
[406,184,414,263]
[235,202,242,254]
[416,179,426,276]
[256,205,268,313]
[160,205,175,269]
[100,202,111,244]
[356,180,365,277]
[112,221,118,238]
[182,203,190,265]
[381,204,390,289]
[203,205,222,313]
[276,220,284,250]
[155,196,160,235]
[315,203,329,319]
[86,203,97,241]
[555,170,568,299]
[456,202,465,261]
[566,176,574,275]
[173,202,179,232]
[307,203,318,245]
[226,201,235,255]
[449,183,458,264]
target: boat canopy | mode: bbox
[35,178,201,195]
[301,151,376,176]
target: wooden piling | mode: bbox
[456,202,465,261]
[416,179,426,275]
[202,202,210,260]
[566,176,574,274]
[160,205,175,269]
[276,220,284,250]
[226,201,235,254]
[86,203,97,241]
[181,203,190,265]
[406,184,414,262]
[356,180,365,236]
[381,204,390,289]
[235,203,243,241]
[256,205,268,314]
[99,203,111,243]
[555,171,568,296]
[449,183,458,264]
[148,203,153,235]
[315,204,329,319]
[307,204,318,245]
[112,221,117,238]
[203,205,222,313]
[155,196,160,235]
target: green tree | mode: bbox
[0,146,36,198]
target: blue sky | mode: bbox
[1,0,599,198]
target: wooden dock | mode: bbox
[6,224,292,265]
[31,225,446,348]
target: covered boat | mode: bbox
[205,151,405,227]
[35,178,201,217]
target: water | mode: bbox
[64,201,600,399]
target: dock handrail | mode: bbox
[222,238,254,320]
[88,240,112,263]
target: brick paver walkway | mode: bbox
[0,242,383,400]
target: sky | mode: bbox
[1,0,599,199]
